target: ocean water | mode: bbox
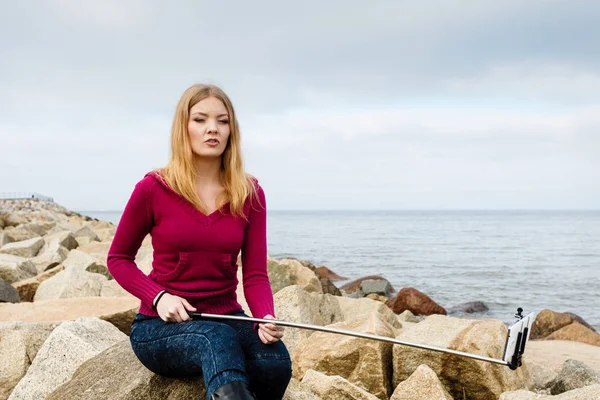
[83,209,600,330]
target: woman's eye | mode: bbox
[194,119,205,123]
[219,120,229,124]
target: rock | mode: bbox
[341,275,395,296]
[527,360,560,392]
[0,237,45,258]
[293,312,396,399]
[0,279,20,303]
[393,315,532,400]
[269,259,323,294]
[100,280,132,297]
[315,266,348,282]
[135,245,154,275]
[42,230,79,251]
[31,241,69,273]
[63,249,112,279]
[336,296,402,331]
[549,359,600,395]
[11,264,64,302]
[0,231,14,247]
[500,384,600,399]
[546,322,600,347]
[531,309,577,340]
[0,321,58,400]
[448,301,490,314]
[301,369,379,400]
[0,297,141,329]
[74,225,100,242]
[283,378,321,400]
[75,236,94,247]
[93,227,116,242]
[33,268,108,301]
[525,340,600,374]
[397,310,419,323]
[0,254,37,283]
[287,259,342,296]
[3,224,45,242]
[274,285,343,356]
[366,293,390,303]
[386,287,447,316]
[7,317,126,400]
[564,313,596,333]
[357,279,395,299]
[390,364,453,400]
[77,240,112,262]
[46,339,205,400]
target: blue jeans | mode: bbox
[129,310,292,400]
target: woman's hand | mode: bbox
[258,314,285,344]
[156,292,197,323]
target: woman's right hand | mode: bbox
[156,292,197,323]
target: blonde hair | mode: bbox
[156,84,258,218]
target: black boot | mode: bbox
[211,381,256,400]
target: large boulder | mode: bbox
[282,378,321,400]
[63,249,112,279]
[47,339,205,400]
[340,276,395,297]
[269,259,322,294]
[100,280,133,297]
[7,317,126,400]
[0,254,37,283]
[545,323,600,347]
[74,225,100,242]
[390,364,453,400]
[2,223,45,242]
[336,296,401,331]
[0,237,44,258]
[525,340,600,374]
[386,287,447,316]
[315,266,348,282]
[301,369,379,400]
[0,321,58,400]
[273,285,343,356]
[30,242,69,273]
[500,384,600,399]
[293,312,396,399]
[549,359,600,395]
[1,279,20,303]
[34,268,107,301]
[11,265,64,302]
[532,310,578,340]
[0,231,14,247]
[393,315,532,400]
[41,230,79,251]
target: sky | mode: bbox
[1,1,599,211]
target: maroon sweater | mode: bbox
[107,171,275,318]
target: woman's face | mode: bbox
[187,96,231,159]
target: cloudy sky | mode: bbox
[1,1,599,211]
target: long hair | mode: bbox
[157,84,258,218]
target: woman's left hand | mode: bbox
[258,314,285,344]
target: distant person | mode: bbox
[107,84,291,400]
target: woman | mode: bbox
[107,84,292,400]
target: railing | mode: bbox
[0,192,54,202]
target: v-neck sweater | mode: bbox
[107,171,275,318]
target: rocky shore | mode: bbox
[1,199,599,399]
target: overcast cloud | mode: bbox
[1,1,599,210]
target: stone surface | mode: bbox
[0,237,44,258]
[30,242,69,273]
[340,275,395,296]
[549,359,600,395]
[393,315,532,400]
[63,249,112,279]
[531,309,577,340]
[282,378,321,400]
[390,364,453,400]
[301,369,379,400]
[386,287,447,316]
[336,295,401,331]
[397,310,419,323]
[74,225,100,242]
[448,301,490,314]
[42,230,79,251]
[273,285,343,356]
[269,258,323,294]
[0,254,37,284]
[100,279,132,297]
[34,268,107,301]
[315,266,348,282]
[11,265,64,302]
[47,339,206,400]
[7,317,126,400]
[545,322,600,347]
[0,278,20,303]
[0,321,58,400]
[293,312,396,399]
[526,340,600,374]
[500,384,600,399]
[2,224,43,242]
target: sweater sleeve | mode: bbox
[107,177,166,308]
[241,182,276,319]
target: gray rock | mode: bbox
[448,301,490,314]
[42,230,79,251]
[359,279,394,298]
[0,254,37,283]
[63,249,112,279]
[301,369,379,400]
[47,340,206,400]
[0,278,20,303]
[31,242,69,273]
[550,359,600,395]
[0,237,45,258]
[0,231,14,247]
[34,268,107,301]
[7,317,126,400]
[74,225,100,242]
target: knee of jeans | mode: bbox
[250,355,292,380]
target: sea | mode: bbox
[81,209,600,331]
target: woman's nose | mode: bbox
[206,120,218,133]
